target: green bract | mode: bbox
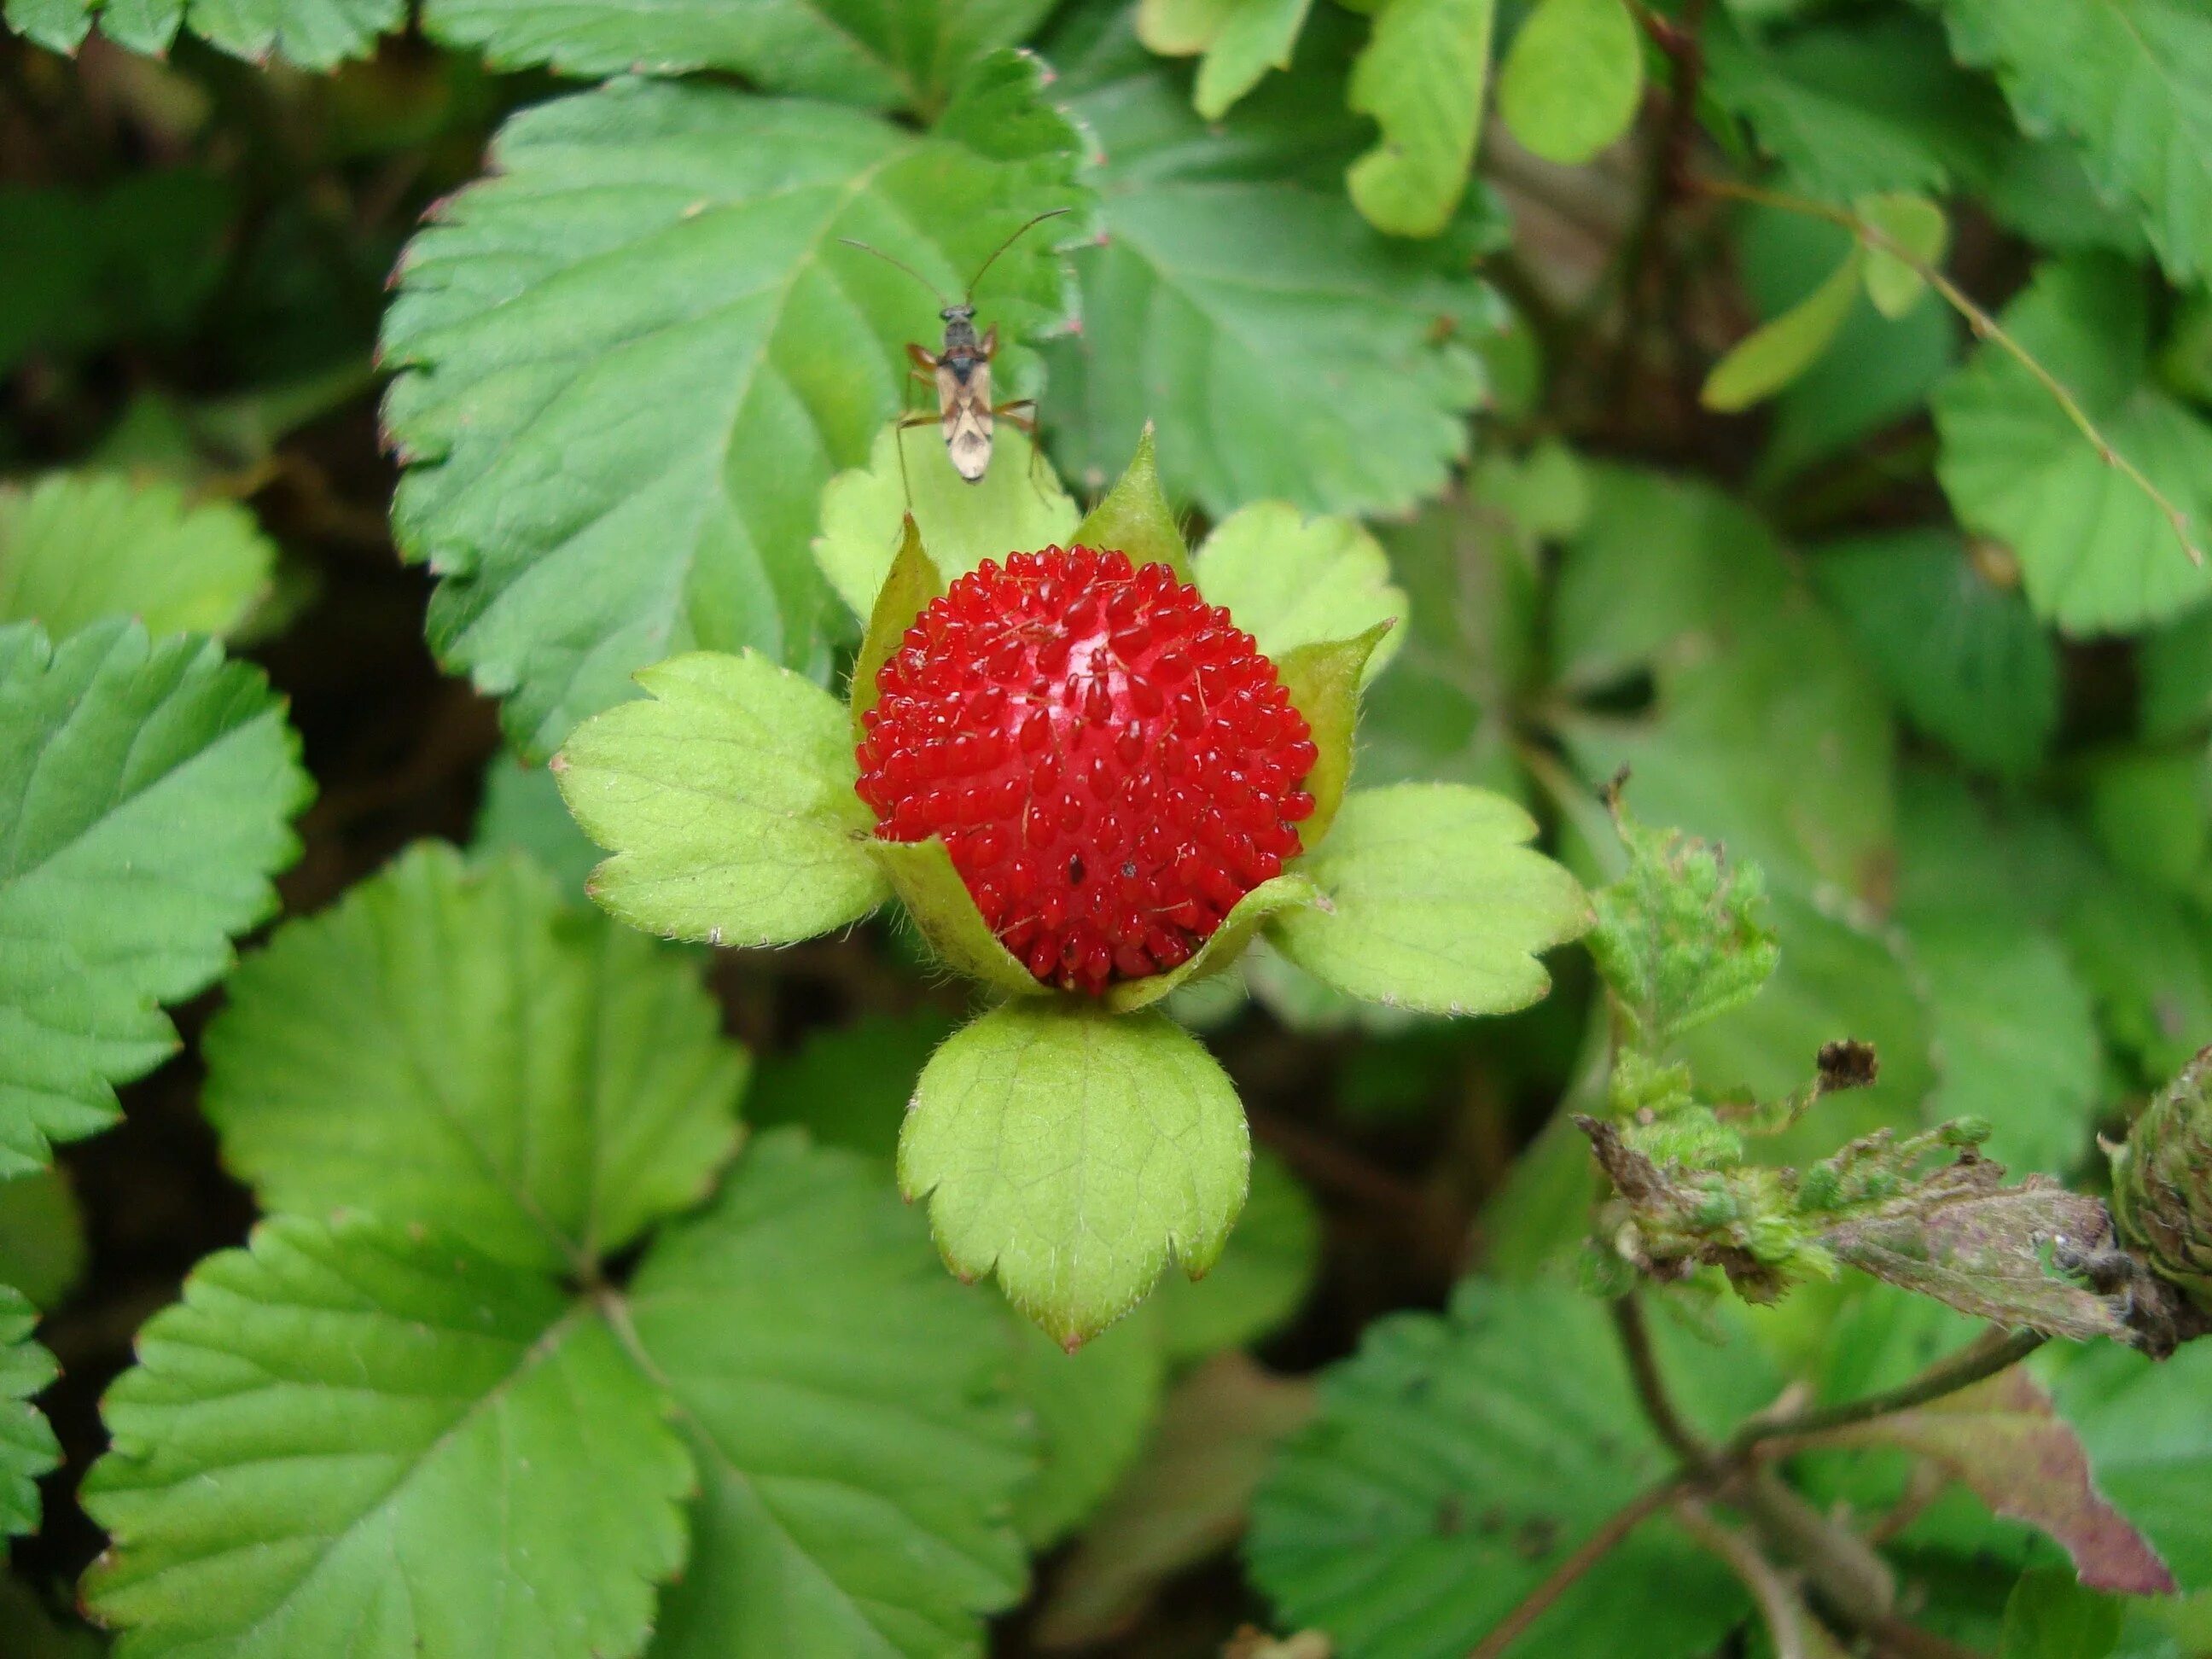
[556,428,1589,1342]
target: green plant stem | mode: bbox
[1726,1326,2048,1454]
[1697,174,2205,568]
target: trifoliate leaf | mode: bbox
[1936,0,2212,283]
[1042,17,1490,519]
[1812,529,2058,777]
[555,650,888,949]
[1935,255,2212,633]
[0,1168,84,1311]
[1071,426,1196,584]
[0,620,307,1177]
[1144,0,1318,120]
[0,474,273,643]
[1497,0,1642,166]
[1012,1307,1167,1547]
[1192,503,1405,681]
[202,843,747,1274]
[471,755,601,894]
[1249,1283,1774,1659]
[1153,1149,1320,1361]
[1268,784,1591,1017]
[4,0,397,67]
[901,1002,1250,1346]
[815,424,1073,624]
[81,1218,692,1659]
[1855,192,1947,318]
[1702,249,1863,412]
[2051,1336,2212,1590]
[0,1286,57,1547]
[1344,0,1495,237]
[744,1008,958,1162]
[2001,1569,2122,1659]
[422,0,1052,113]
[382,59,1087,754]
[626,1130,1030,1656]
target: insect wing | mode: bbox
[937,360,995,482]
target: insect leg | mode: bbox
[992,399,1051,504]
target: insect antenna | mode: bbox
[837,237,952,306]
[963,207,1072,303]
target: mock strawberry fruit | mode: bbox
[855,547,1318,993]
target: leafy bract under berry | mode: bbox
[856,547,1318,994]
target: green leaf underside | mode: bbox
[81,1218,692,1659]
[2052,1338,2212,1592]
[1497,0,1642,167]
[1011,1307,1166,1548]
[1935,254,2212,633]
[0,620,307,1178]
[0,473,273,643]
[1192,502,1406,681]
[901,1003,1250,1346]
[1272,627,1388,850]
[1,1285,57,1545]
[626,1130,1030,1658]
[1069,427,1195,585]
[1345,0,1496,237]
[3,0,399,67]
[1270,783,1590,1017]
[816,424,1073,626]
[1103,873,1318,1014]
[869,837,1046,997]
[1249,1284,1770,1659]
[381,61,1086,755]
[201,843,747,1275]
[849,518,946,744]
[556,650,888,949]
[1702,250,1862,412]
[421,0,1054,111]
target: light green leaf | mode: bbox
[1103,874,1319,1015]
[2052,1336,2212,1591]
[1497,0,1642,166]
[1345,0,1495,237]
[2002,1569,2122,1659]
[555,650,888,948]
[422,0,1052,113]
[4,0,399,67]
[1270,784,1590,1017]
[744,1008,958,1162]
[1702,249,1863,412]
[81,1218,692,1659]
[1249,1283,1774,1658]
[850,518,946,743]
[382,59,1087,754]
[627,1129,1030,1657]
[1192,502,1406,682]
[869,836,1049,998]
[471,756,601,895]
[202,843,747,1274]
[1070,427,1195,585]
[0,1286,57,1547]
[1935,255,2212,632]
[1936,0,2212,283]
[0,474,273,643]
[1011,1307,1167,1547]
[0,620,307,1177]
[0,1168,84,1312]
[1812,528,2058,777]
[1138,0,1318,119]
[1854,192,1947,319]
[1154,1148,1320,1361]
[901,1002,1250,1346]
[1274,626,1392,847]
[814,422,1073,624]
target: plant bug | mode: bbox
[840,208,1068,498]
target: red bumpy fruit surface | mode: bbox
[855,547,1318,994]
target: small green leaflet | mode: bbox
[0,620,308,1177]
[1497,0,1642,167]
[1854,192,1947,319]
[902,1002,1250,1347]
[1935,255,2212,632]
[1702,249,1863,412]
[1191,502,1405,682]
[4,0,397,67]
[202,844,748,1275]
[1345,0,1495,237]
[1138,0,1318,119]
[0,473,273,643]
[382,56,1088,755]
[0,1285,57,1548]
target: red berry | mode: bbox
[856,547,1315,994]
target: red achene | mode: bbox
[856,547,1318,993]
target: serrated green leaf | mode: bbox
[4,0,398,68]
[2052,1336,2212,1591]
[422,0,1051,113]
[901,1002,1250,1346]
[1936,0,2212,283]
[744,1008,958,1161]
[1344,0,1494,236]
[81,1218,692,1659]
[1154,1148,1319,1360]
[1070,427,1195,584]
[0,474,273,643]
[626,1129,1030,1656]
[0,620,307,1177]
[0,1169,84,1312]
[382,59,1088,755]
[2002,1569,2122,1659]
[1497,0,1642,166]
[1273,626,1390,849]
[1702,249,1863,412]
[1249,1283,1775,1659]
[471,756,602,895]
[1012,1307,1167,1547]
[1270,783,1590,1017]
[202,842,747,1274]
[1854,192,1947,318]
[556,650,888,949]
[815,423,1074,625]
[1192,502,1406,682]
[1103,873,1318,1014]
[851,518,946,744]
[0,1286,57,1547]
[870,835,1050,997]
[1935,255,2212,632]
